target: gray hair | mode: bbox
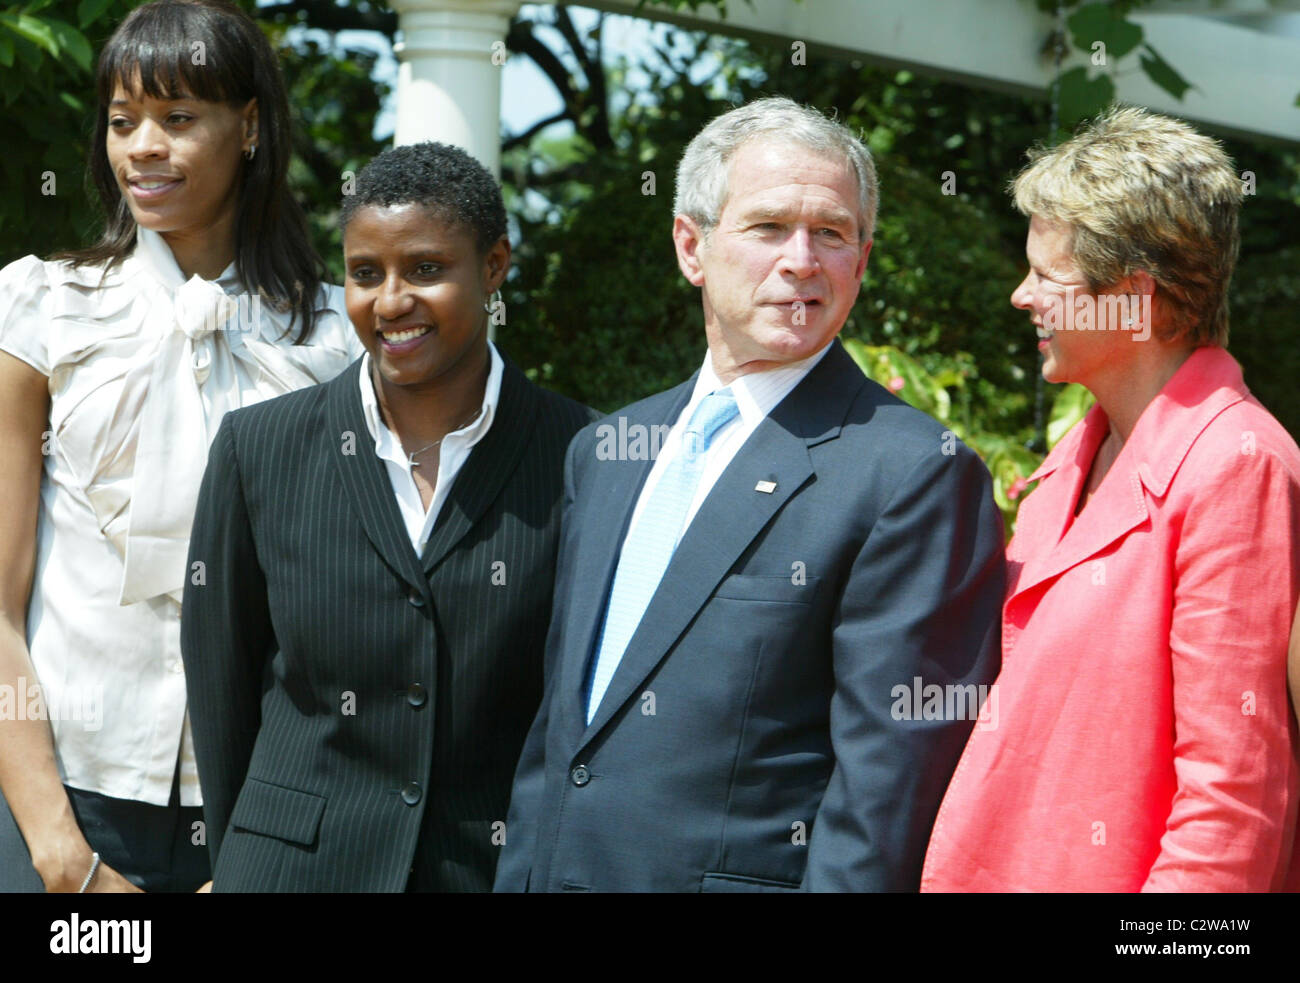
[673,96,878,242]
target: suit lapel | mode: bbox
[1012,347,1250,601]
[326,360,429,597]
[578,420,814,742]
[556,382,693,742]
[420,358,539,574]
[576,342,863,746]
[1010,413,1147,599]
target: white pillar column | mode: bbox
[388,0,521,176]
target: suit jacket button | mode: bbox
[407,683,427,707]
[407,589,426,608]
[570,765,590,787]
[401,782,422,805]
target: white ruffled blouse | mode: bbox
[0,227,362,806]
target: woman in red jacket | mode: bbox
[923,106,1300,892]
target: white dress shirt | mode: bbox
[0,229,362,806]
[356,342,504,552]
[624,342,833,543]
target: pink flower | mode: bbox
[1006,477,1030,501]
[888,376,905,393]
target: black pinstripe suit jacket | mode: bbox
[180,354,594,892]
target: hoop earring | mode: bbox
[483,289,502,314]
[244,144,257,161]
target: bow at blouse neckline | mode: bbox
[89,227,328,606]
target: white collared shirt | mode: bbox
[357,342,504,553]
[624,342,833,541]
[0,230,362,806]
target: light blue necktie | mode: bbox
[586,389,740,724]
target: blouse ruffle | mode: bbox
[0,231,359,605]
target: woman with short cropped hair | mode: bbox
[181,142,595,892]
[923,105,1300,892]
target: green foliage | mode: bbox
[1068,3,1142,60]
[842,341,950,423]
[1227,244,1300,437]
[1051,0,1194,127]
[504,157,705,409]
[1056,65,1114,124]
[1138,43,1191,101]
[858,138,1039,446]
[0,0,131,262]
[1047,383,1095,450]
[841,339,1090,532]
[1222,134,1300,436]
[501,35,720,407]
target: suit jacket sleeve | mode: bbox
[181,414,277,870]
[803,441,1005,891]
[1142,445,1300,891]
[494,427,585,892]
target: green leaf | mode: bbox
[0,33,13,68]
[46,18,93,72]
[10,30,43,71]
[77,0,115,28]
[842,339,951,422]
[2,13,59,59]
[1046,383,1096,450]
[1067,2,1143,60]
[1057,65,1115,126]
[1139,44,1192,101]
[931,368,965,390]
[983,442,1044,517]
[59,90,84,112]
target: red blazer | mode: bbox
[922,346,1300,892]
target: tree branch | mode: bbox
[506,16,581,108]
[523,162,593,188]
[502,109,573,152]
[553,5,612,149]
[260,0,397,37]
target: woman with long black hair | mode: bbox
[0,0,359,893]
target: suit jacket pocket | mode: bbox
[229,778,327,847]
[712,574,818,604]
[700,872,801,893]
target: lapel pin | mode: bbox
[755,480,777,494]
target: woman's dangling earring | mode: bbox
[483,289,502,314]
[244,144,257,161]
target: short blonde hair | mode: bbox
[1011,105,1241,346]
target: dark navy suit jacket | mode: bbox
[494,340,1005,892]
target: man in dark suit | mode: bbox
[181,142,594,891]
[495,97,1005,892]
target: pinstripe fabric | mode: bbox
[181,353,594,892]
